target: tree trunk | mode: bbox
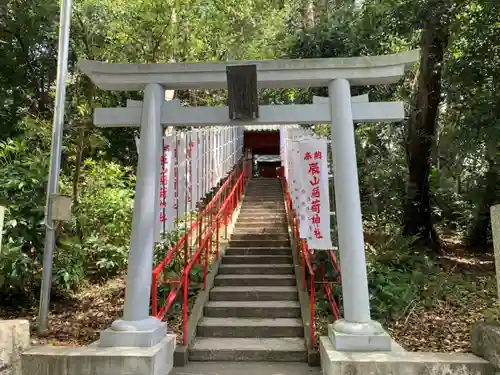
[72,128,85,242]
[403,9,450,252]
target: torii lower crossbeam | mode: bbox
[94,102,406,127]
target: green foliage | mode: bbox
[366,230,432,321]
[0,135,136,297]
[71,159,134,247]
[0,138,49,253]
[1,0,499,334]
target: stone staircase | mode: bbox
[189,177,307,362]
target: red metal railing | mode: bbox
[280,169,342,347]
[151,158,252,344]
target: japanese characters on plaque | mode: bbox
[298,138,333,250]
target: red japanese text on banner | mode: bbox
[298,138,332,250]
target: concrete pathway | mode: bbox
[170,362,321,375]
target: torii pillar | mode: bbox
[99,83,168,347]
[327,78,391,351]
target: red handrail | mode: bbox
[151,158,251,344]
[280,168,342,347]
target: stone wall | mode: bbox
[472,321,500,372]
[0,320,30,375]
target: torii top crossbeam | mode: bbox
[78,50,419,91]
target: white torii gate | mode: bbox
[78,49,419,352]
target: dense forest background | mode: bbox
[0,0,499,349]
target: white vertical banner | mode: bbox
[216,128,221,183]
[228,127,232,172]
[290,140,301,208]
[280,126,285,167]
[231,126,236,167]
[159,135,175,232]
[200,129,206,197]
[221,128,225,179]
[225,127,229,174]
[205,128,211,195]
[233,127,238,165]
[220,127,225,176]
[291,139,310,239]
[190,130,199,209]
[298,138,332,250]
[213,128,218,187]
[221,127,226,175]
[155,127,163,242]
[195,130,202,207]
[208,128,214,191]
[186,131,193,213]
[175,133,186,220]
[210,128,218,189]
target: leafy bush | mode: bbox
[366,230,438,322]
[67,159,135,280]
[0,138,49,298]
[0,136,137,298]
[72,159,134,246]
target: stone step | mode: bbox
[235,222,288,229]
[232,227,289,235]
[236,217,287,223]
[242,199,283,203]
[239,208,285,212]
[209,286,298,301]
[230,234,289,241]
[240,205,285,209]
[214,274,296,287]
[248,180,281,184]
[189,337,307,362]
[218,264,294,275]
[236,216,287,226]
[224,247,291,256]
[197,317,303,338]
[240,210,285,214]
[238,212,286,218]
[233,222,288,229]
[245,193,282,195]
[236,217,286,222]
[204,300,301,318]
[239,207,286,216]
[248,180,281,183]
[243,195,283,200]
[246,184,281,187]
[229,240,290,248]
[239,207,286,212]
[222,255,292,265]
[241,201,284,205]
[244,189,282,193]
